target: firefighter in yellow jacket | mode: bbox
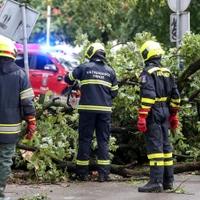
[0,35,36,200]
[137,41,180,192]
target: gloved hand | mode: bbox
[25,116,36,140]
[137,109,149,133]
[169,114,179,130]
[137,116,147,133]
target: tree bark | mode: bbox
[59,161,200,177]
[174,161,200,174]
[16,145,200,177]
[178,59,200,93]
[189,89,200,102]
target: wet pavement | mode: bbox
[5,174,200,200]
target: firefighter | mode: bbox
[0,35,36,200]
[65,42,118,182]
[137,40,180,192]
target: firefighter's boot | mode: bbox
[138,180,163,193]
[163,166,174,190]
[163,182,173,190]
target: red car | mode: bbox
[15,43,78,96]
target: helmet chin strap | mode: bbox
[145,57,162,67]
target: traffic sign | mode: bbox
[170,12,190,42]
[167,0,191,12]
[0,0,39,43]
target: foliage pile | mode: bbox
[16,100,77,182]
[15,32,200,182]
[16,95,118,182]
[108,32,200,164]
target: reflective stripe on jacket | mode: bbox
[0,61,35,143]
[65,60,118,113]
[139,60,180,113]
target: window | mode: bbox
[30,54,54,70]
[15,54,56,71]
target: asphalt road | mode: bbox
[5,174,200,200]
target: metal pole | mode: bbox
[176,0,181,69]
[21,3,29,77]
[46,4,51,46]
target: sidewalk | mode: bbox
[5,174,200,200]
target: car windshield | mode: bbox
[51,52,79,71]
[56,57,78,71]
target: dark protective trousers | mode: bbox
[145,106,174,184]
[0,143,16,197]
[76,112,111,177]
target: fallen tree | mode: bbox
[16,143,200,178]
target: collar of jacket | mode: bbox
[145,57,162,68]
[90,56,106,63]
[0,61,20,74]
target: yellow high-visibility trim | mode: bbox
[157,71,170,77]
[155,97,168,102]
[111,85,119,91]
[0,123,21,127]
[69,72,75,81]
[20,89,28,95]
[147,67,171,74]
[0,131,20,134]
[81,79,112,88]
[171,98,181,103]
[148,153,164,159]
[170,102,180,108]
[164,152,173,158]
[78,105,112,112]
[21,94,34,100]
[147,67,160,74]
[141,105,151,109]
[141,98,155,104]
[164,160,173,166]
[76,160,89,166]
[97,160,110,165]
[0,123,21,134]
[160,68,171,73]
[20,88,34,100]
[150,160,164,166]
[20,88,32,94]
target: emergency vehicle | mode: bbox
[15,43,79,96]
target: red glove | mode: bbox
[25,116,37,140]
[137,109,149,133]
[137,116,147,133]
[169,114,179,130]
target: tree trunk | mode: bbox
[16,144,200,177]
[178,59,200,92]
